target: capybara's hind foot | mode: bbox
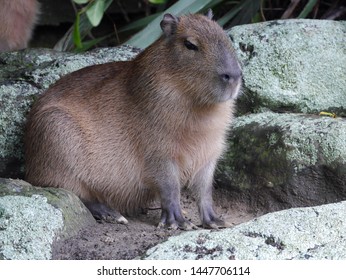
[84,201,128,224]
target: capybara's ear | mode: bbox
[205,9,213,20]
[160,13,179,37]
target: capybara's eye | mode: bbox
[184,40,198,51]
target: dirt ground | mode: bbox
[52,187,260,260]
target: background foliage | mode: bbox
[58,0,345,51]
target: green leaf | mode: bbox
[149,0,167,4]
[86,0,106,27]
[55,11,93,51]
[73,12,83,49]
[125,0,216,49]
[217,4,243,26]
[75,35,110,52]
[204,0,225,10]
[55,0,113,51]
[222,0,261,27]
[119,13,160,33]
[298,0,318,18]
[73,0,90,4]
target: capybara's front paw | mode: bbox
[157,207,197,230]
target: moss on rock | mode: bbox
[0,178,95,259]
[216,112,346,211]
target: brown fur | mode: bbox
[0,0,39,51]
[25,12,242,229]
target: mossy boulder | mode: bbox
[216,112,346,212]
[0,178,95,259]
[216,19,346,212]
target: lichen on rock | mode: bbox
[0,178,95,260]
[229,19,346,116]
[0,194,63,260]
[144,201,346,260]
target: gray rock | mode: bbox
[0,178,95,260]
[0,46,139,178]
[217,19,346,213]
[0,20,345,261]
[144,201,346,260]
[229,19,346,116]
[217,112,346,212]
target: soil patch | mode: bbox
[52,188,259,260]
